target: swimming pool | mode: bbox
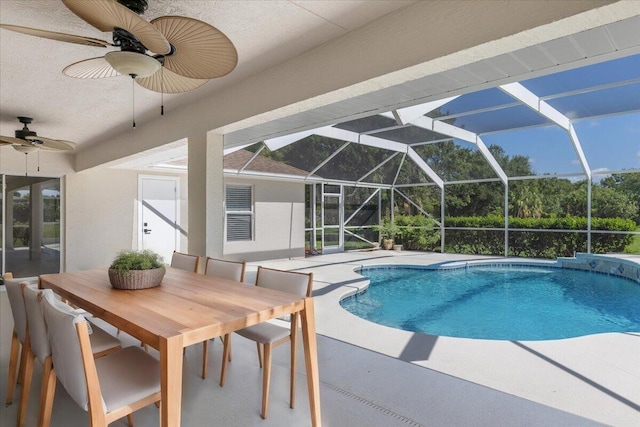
[340,264,640,340]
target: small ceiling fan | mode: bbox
[0,117,76,153]
[0,0,238,94]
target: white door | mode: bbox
[138,175,180,264]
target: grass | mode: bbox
[623,226,640,254]
[43,223,60,239]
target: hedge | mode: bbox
[377,215,635,258]
[444,216,636,258]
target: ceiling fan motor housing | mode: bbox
[15,116,36,139]
[116,0,148,15]
[113,27,148,54]
[15,128,36,139]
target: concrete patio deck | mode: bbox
[1,251,639,426]
[256,251,640,427]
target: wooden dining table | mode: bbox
[39,267,322,427]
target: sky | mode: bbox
[482,111,640,177]
[444,53,640,179]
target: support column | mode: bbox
[206,132,225,259]
[587,179,592,254]
[30,182,43,261]
[187,132,224,259]
[6,193,14,250]
[188,133,205,257]
[440,187,445,253]
[504,183,509,257]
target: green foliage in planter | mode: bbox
[374,217,401,240]
[110,250,164,271]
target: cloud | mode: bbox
[568,176,586,183]
[564,111,580,120]
[591,168,612,183]
[571,159,581,165]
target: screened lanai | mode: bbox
[224,53,640,258]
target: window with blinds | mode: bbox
[226,185,253,241]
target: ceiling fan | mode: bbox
[0,0,238,94]
[0,116,76,153]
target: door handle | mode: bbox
[143,228,152,234]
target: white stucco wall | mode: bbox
[223,178,305,262]
[64,167,188,272]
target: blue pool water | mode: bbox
[340,266,640,340]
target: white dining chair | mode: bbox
[41,290,161,427]
[200,257,246,379]
[170,251,200,273]
[220,266,313,419]
[20,285,122,427]
[5,277,35,408]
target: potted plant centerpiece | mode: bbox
[375,218,401,250]
[108,249,165,290]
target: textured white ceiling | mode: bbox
[0,0,414,148]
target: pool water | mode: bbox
[340,266,640,340]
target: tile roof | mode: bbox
[224,149,310,177]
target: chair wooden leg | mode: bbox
[6,331,20,406]
[201,341,209,379]
[290,314,299,409]
[220,335,231,387]
[17,347,35,427]
[261,343,272,419]
[17,343,27,385]
[38,357,56,427]
[256,343,263,368]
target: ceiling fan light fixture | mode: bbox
[12,145,39,154]
[105,51,160,77]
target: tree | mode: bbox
[600,173,640,223]
[535,178,574,217]
[560,181,588,217]
[591,186,637,219]
[510,185,543,218]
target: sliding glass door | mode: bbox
[2,175,61,278]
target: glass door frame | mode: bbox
[321,183,344,254]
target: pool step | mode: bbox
[558,253,640,283]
